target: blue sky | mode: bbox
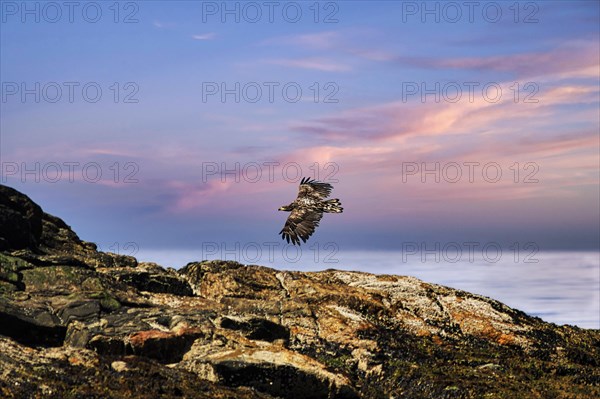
[1,1,599,262]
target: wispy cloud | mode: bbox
[291,42,599,142]
[266,57,351,72]
[192,32,217,40]
[261,31,341,49]
[153,21,176,29]
[261,29,395,65]
[391,42,598,79]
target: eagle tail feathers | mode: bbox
[323,199,343,213]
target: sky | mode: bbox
[1,1,599,268]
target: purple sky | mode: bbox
[1,1,599,262]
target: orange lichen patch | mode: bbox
[357,322,373,331]
[66,351,99,368]
[416,328,431,337]
[289,326,302,335]
[376,275,399,282]
[479,322,504,342]
[450,310,473,324]
[497,334,517,346]
[451,311,518,346]
[68,356,83,366]
[127,327,206,363]
[130,326,205,346]
[171,324,204,337]
[317,311,362,345]
[480,325,516,345]
[129,329,173,347]
[132,329,183,347]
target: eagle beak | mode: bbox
[278,207,284,211]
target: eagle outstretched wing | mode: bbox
[296,177,332,201]
[280,207,323,245]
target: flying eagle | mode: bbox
[278,177,343,245]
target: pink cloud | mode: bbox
[166,179,233,213]
[276,64,598,217]
[392,42,598,79]
[292,79,598,143]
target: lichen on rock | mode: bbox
[1,184,599,398]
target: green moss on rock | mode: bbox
[90,291,121,312]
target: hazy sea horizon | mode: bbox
[135,248,600,330]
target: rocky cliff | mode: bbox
[0,184,598,399]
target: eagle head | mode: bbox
[278,204,293,212]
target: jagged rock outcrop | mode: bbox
[1,184,599,399]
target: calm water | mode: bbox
[136,249,600,330]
